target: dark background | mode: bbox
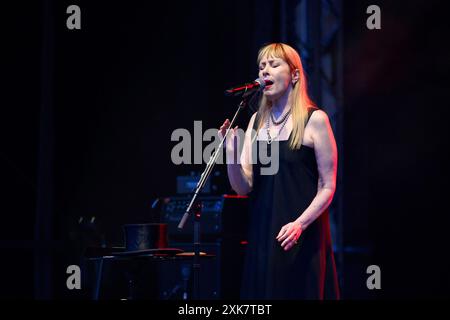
[1,0,449,299]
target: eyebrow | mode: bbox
[259,59,281,65]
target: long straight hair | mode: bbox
[255,43,316,149]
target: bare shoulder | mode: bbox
[309,109,330,129]
[308,109,335,147]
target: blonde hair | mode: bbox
[255,43,316,149]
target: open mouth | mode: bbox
[264,80,273,90]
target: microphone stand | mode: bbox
[177,93,251,300]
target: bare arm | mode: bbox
[277,109,338,251]
[220,113,256,195]
[296,110,338,230]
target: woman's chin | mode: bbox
[263,91,279,101]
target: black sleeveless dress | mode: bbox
[240,108,340,300]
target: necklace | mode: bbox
[266,109,291,144]
[270,108,291,125]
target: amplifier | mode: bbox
[161,195,249,240]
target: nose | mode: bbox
[261,66,270,78]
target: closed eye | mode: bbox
[259,64,279,70]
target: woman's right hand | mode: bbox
[219,118,251,195]
[219,119,239,152]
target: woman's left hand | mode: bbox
[276,221,303,251]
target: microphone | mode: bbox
[225,78,273,96]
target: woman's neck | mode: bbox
[270,88,293,118]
